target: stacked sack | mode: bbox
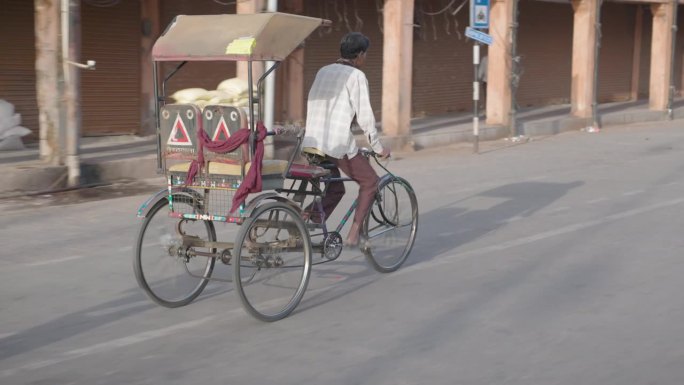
[0,100,31,151]
[171,77,256,109]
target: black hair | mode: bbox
[340,32,370,59]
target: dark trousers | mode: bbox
[316,153,379,228]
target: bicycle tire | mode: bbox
[233,202,312,321]
[362,176,418,273]
[134,193,216,308]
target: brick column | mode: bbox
[35,0,62,164]
[649,3,676,111]
[381,0,414,142]
[570,0,599,119]
[140,0,160,136]
[279,0,305,124]
[486,0,514,126]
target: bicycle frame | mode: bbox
[284,153,396,245]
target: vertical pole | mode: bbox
[590,0,602,132]
[509,0,520,138]
[667,0,679,119]
[62,0,81,186]
[264,0,278,159]
[153,63,162,173]
[473,43,480,154]
[630,6,644,101]
[248,60,255,161]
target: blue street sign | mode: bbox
[470,0,490,29]
[465,27,493,46]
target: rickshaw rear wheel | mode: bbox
[134,193,216,308]
[233,202,312,322]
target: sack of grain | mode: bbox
[0,113,21,131]
[171,88,208,103]
[0,99,14,118]
[216,78,249,98]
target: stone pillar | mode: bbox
[381,0,414,143]
[140,0,160,136]
[486,0,514,126]
[649,3,675,111]
[279,0,305,124]
[236,0,265,84]
[35,0,61,164]
[570,0,599,119]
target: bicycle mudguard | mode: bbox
[242,192,303,218]
[136,187,200,218]
[378,173,397,189]
[137,189,168,218]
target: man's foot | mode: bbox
[345,222,361,247]
[344,238,359,248]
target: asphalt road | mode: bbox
[2,120,684,385]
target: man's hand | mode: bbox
[378,147,391,159]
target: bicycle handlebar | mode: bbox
[269,124,304,137]
[359,147,391,160]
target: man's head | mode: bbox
[340,32,370,67]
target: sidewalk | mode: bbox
[2,98,683,196]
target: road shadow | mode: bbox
[405,181,584,268]
[0,279,230,362]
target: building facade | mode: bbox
[1,0,682,151]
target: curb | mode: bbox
[3,107,683,196]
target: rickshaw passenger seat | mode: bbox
[168,160,288,176]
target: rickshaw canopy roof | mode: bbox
[152,12,330,62]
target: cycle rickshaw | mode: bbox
[135,12,418,321]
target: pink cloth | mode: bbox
[185,121,267,214]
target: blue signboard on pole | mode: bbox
[465,27,493,46]
[470,0,490,29]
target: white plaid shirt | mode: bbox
[303,63,384,159]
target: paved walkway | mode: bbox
[2,98,683,196]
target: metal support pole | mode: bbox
[264,0,278,158]
[247,60,255,161]
[509,0,520,139]
[473,43,481,154]
[62,0,81,186]
[589,0,603,132]
[153,62,162,173]
[667,0,679,120]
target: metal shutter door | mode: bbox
[81,1,141,135]
[598,3,635,102]
[303,0,384,121]
[411,0,473,116]
[0,0,38,140]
